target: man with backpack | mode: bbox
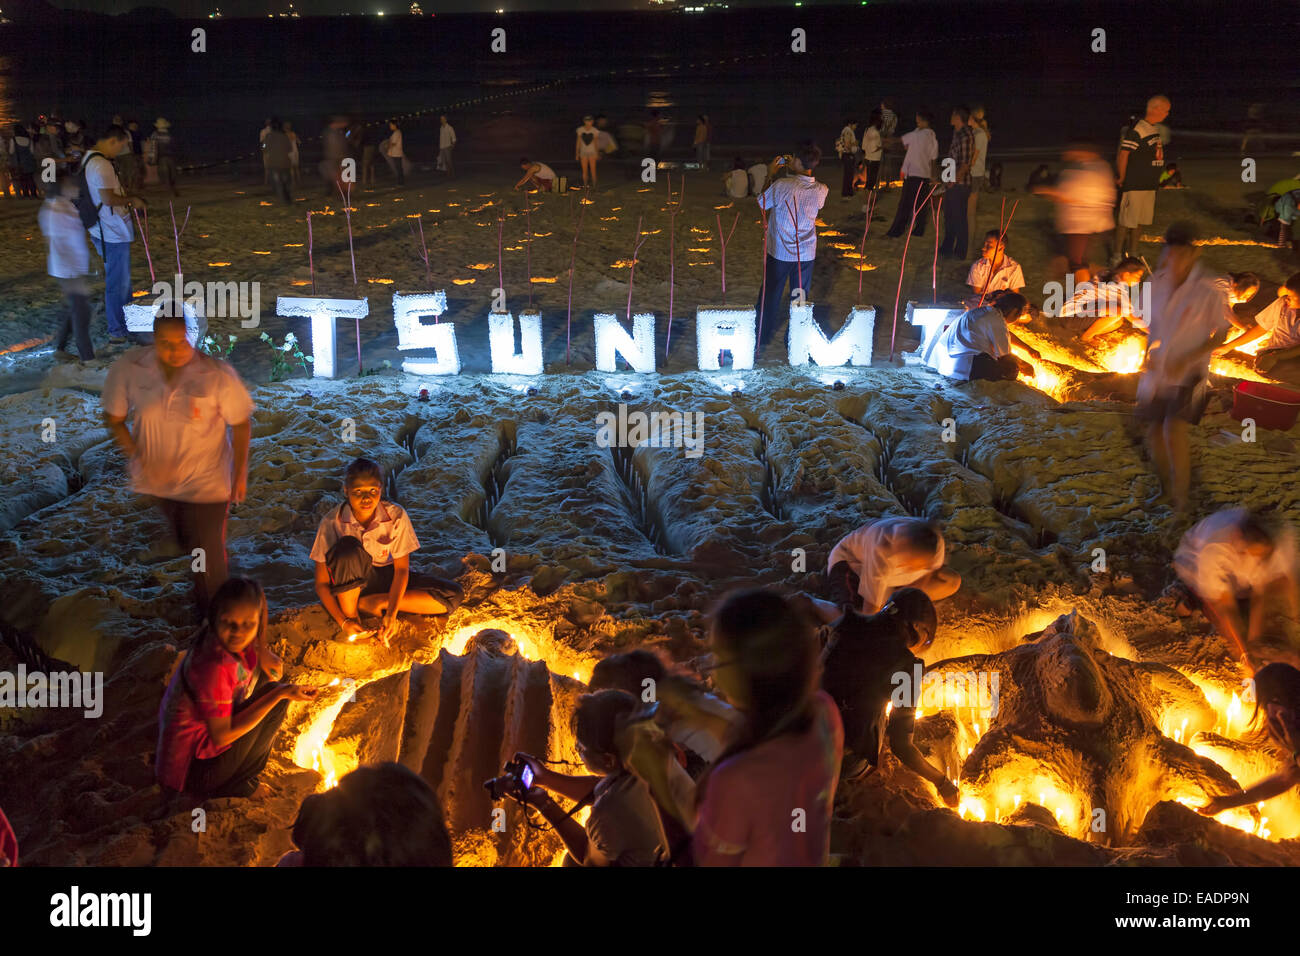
[77,126,147,344]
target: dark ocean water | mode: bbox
[0,1,1296,171]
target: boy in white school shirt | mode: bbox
[824,516,961,616]
[311,457,463,644]
[966,230,1025,303]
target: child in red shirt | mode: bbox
[156,577,316,799]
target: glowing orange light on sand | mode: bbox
[610,259,640,268]
[1099,338,1144,374]
[208,262,231,267]
[284,243,304,248]
[1012,345,1067,400]
[530,276,558,283]
[367,278,395,284]
[251,251,271,255]
[291,280,311,286]
[452,278,476,285]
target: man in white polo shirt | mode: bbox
[825,515,961,615]
[1174,508,1299,671]
[102,311,254,611]
[1137,221,1232,514]
[754,142,829,347]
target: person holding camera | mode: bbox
[511,690,669,866]
[819,588,959,807]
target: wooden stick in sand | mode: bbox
[169,202,191,284]
[930,195,943,304]
[626,214,648,322]
[889,181,939,361]
[132,207,155,284]
[337,183,357,286]
[335,183,362,373]
[497,213,505,306]
[857,189,878,302]
[415,216,433,300]
[525,192,534,310]
[756,204,769,343]
[307,212,315,295]
[665,178,685,358]
[565,200,586,365]
[716,211,740,306]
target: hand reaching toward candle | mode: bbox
[282,684,319,703]
[377,612,399,646]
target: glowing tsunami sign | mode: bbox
[275,296,370,379]
[393,291,459,375]
[902,302,965,370]
[284,294,877,376]
[594,312,656,373]
[788,305,875,367]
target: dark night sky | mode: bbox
[36,0,819,16]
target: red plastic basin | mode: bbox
[1232,381,1300,430]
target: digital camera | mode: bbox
[483,757,534,801]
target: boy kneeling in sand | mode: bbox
[311,457,463,645]
[1173,508,1300,673]
[810,516,961,625]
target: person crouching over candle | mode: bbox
[102,309,253,613]
[310,457,463,645]
[1173,508,1300,673]
[820,515,961,623]
[820,588,958,806]
[1200,663,1300,819]
[156,577,317,801]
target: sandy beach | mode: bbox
[3,150,1300,866]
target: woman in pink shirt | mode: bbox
[692,590,844,866]
[156,577,316,799]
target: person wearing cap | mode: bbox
[1137,221,1233,514]
[820,588,958,805]
[149,117,179,197]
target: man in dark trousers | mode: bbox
[754,142,829,347]
[938,106,974,260]
[820,588,959,807]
